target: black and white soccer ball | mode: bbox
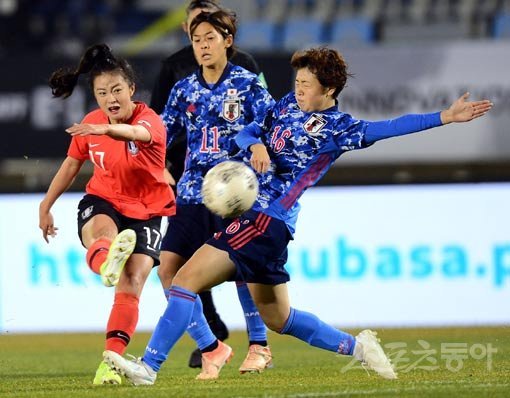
[202,161,259,218]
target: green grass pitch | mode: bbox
[0,327,509,397]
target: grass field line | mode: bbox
[0,328,507,398]
[225,382,510,398]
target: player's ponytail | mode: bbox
[49,44,135,98]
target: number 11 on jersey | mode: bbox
[200,126,220,153]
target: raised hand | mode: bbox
[441,92,493,124]
[66,123,109,136]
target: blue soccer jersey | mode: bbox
[236,92,442,234]
[161,62,274,205]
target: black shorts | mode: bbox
[77,194,163,266]
[206,209,292,285]
[160,204,230,259]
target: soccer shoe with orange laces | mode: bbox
[353,329,397,379]
[196,341,234,380]
[100,229,136,287]
[239,344,273,374]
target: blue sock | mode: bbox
[236,281,267,343]
[143,286,196,371]
[280,308,355,355]
[163,287,171,300]
[186,295,217,350]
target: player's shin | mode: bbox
[280,307,355,355]
[142,286,197,371]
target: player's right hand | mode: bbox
[250,143,270,173]
[39,211,58,243]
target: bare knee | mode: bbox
[172,263,211,293]
[172,267,195,291]
[257,308,287,332]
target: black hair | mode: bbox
[189,10,237,59]
[49,44,136,98]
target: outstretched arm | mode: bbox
[65,123,152,142]
[365,92,493,144]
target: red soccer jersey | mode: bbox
[68,102,176,220]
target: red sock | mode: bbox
[86,238,111,274]
[105,292,140,354]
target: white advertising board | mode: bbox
[1,184,509,333]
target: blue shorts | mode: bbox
[77,194,163,266]
[206,210,292,285]
[161,204,230,259]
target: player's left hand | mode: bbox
[66,123,109,136]
[441,92,493,124]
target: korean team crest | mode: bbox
[127,141,139,155]
[303,113,327,135]
[222,99,241,122]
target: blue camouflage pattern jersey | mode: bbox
[236,92,371,234]
[161,62,274,205]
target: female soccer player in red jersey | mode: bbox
[38,44,175,385]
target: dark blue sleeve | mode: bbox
[364,112,442,144]
[235,121,264,151]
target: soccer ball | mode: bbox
[202,161,259,218]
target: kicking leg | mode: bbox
[248,283,397,380]
[105,244,236,384]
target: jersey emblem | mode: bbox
[127,141,139,155]
[81,205,93,220]
[303,113,327,135]
[138,119,152,128]
[222,99,241,122]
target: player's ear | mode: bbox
[225,34,233,49]
[129,84,136,97]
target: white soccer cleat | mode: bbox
[100,229,136,287]
[353,329,397,380]
[103,350,157,386]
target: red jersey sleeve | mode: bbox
[132,107,167,149]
